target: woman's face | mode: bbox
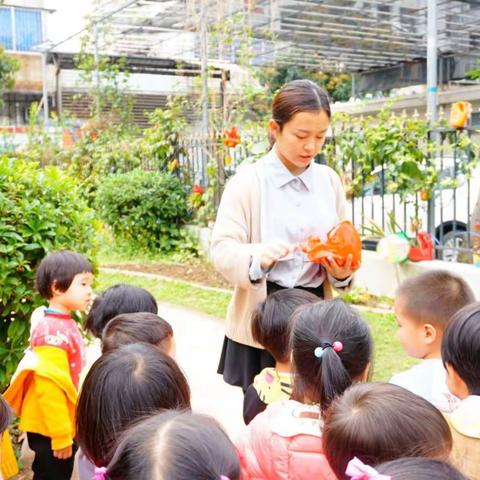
[269,110,330,175]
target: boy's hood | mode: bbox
[450,395,480,439]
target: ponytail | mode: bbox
[291,299,372,414]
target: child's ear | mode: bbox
[360,362,371,382]
[445,362,470,400]
[423,323,437,345]
[51,280,63,298]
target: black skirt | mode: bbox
[217,281,324,391]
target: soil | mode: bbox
[105,261,232,290]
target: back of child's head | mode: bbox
[0,395,12,434]
[76,343,191,467]
[85,284,158,338]
[396,270,474,329]
[35,250,93,299]
[107,410,240,480]
[291,298,372,413]
[375,458,467,480]
[323,382,452,479]
[252,288,319,362]
[101,312,174,354]
[442,301,480,396]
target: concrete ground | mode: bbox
[18,302,244,479]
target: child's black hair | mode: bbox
[442,301,480,395]
[0,395,12,434]
[107,411,240,480]
[376,458,467,480]
[291,298,372,414]
[35,250,93,299]
[76,343,190,467]
[252,288,319,363]
[85,284,158,338]
[323,383,453,479]
[101,312,173,354]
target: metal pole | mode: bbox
[200,0,209,184]
[93,22,101,117]
[427,0,437,124]
[42,51,49,126]
[427,0,437,237]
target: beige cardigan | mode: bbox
[210,160,348,348]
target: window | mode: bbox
[0,7,43,52]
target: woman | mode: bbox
[211,79,358,392]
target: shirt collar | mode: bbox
[265,146,314,191]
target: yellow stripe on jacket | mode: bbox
[1,431,19,479]
[4,346,78,450]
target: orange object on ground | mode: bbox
[301,220,362,269]
[449,101,471,129]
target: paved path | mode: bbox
[157,302,245,438]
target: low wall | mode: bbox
[356,250,480,299]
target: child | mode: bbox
[103,411,240,480]
[85,284,158,338]
[323,382,453,479]
[442,302,480,480]
[244,288,319,424]
[0,395,18,480]
[5,250,93,480]
[372,458,468,480]
[75,343,191,479]
[237,299,372,480]
[101,312,175,356]
[390,270,474,412]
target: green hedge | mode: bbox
[0,157,99,386]
[96,169,191,253]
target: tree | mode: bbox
[0,46,19,108]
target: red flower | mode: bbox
[224,127,240,148]
[192,184,204,194]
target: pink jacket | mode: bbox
[236,400,337,480]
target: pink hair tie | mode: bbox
[346,457,391,480]
[220,476,230,480]
[94,466,108,480]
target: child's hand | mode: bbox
[53,445,73,459]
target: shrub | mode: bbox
[0,157,99,387]
[96,169,192,253]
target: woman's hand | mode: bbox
[320,254,359,281]
[259,242,294,270]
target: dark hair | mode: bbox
[272,79,331,131]
[76,343,191,467]
[35,250,93,299]
[252,288,319,363]
[107,411,240,480]
[323,382,453,479]
[376,458,467,480]
[102,312,173,354]
[291,299,372,414]
[396,270,474,329]
[0,395,12,434]
[442,301,480,394]
[85,284,158,338]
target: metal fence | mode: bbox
[178,128,479,263]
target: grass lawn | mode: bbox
[97,270,417,382]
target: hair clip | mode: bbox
[346,457,391,480]
[314,346,324,358]
[333,341,343,353]
[220,476,230,480]
[94,467,108,480]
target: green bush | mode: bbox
[96,169,192,253]
[0,157,99,387]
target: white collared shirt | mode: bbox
[250,147,350,289]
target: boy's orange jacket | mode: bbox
[1,431,19,479]
[4,346,78,450]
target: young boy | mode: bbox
[5,250,93,480]
[243,288,319,425]
[390,270,474,412]
[442,302,480,480]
